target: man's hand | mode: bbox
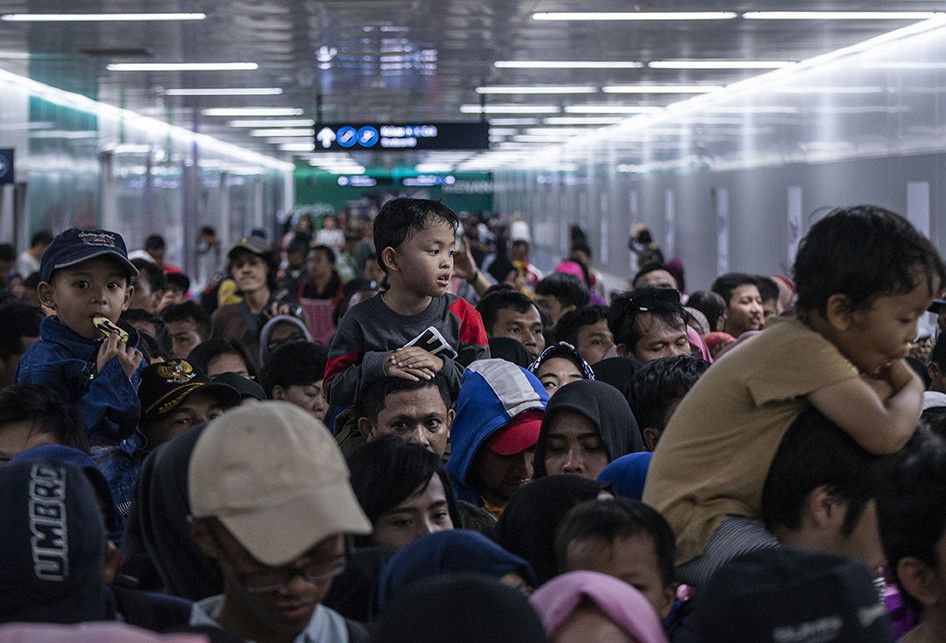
[97,332,143,379]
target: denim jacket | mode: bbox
[16,316,146,517]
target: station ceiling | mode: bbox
[0,0,941,168]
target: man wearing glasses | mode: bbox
[188,402,371,642]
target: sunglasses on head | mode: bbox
[626,288,681,312]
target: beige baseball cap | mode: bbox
[188,401,371,566]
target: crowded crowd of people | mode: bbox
[1,198,946,642]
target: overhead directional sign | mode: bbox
[313,122,489,151]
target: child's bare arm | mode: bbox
[808,358,922,454]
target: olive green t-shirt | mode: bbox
[643,317,858,565]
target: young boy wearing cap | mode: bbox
[188,402,372,643]
[211,236,297,369]
[16,228,145,512]
[324,198,488,407]
[446,359,549,518]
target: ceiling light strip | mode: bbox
[165,88,282,96]
[495,61,643,69]
[532,12,737,21]
[107,62,258,72]
[0,68,292,171]
[1,13,206,21]
[475,86,597,94]
[649,60,793,69]
[743,11,938,20]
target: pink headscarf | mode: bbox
[554,260,587,283]
[686,325,713,363]
[530,571,668,643]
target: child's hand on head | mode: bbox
[97,331,143,379]
[384,347,442,381]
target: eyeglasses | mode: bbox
[206,525,348,594]
[625,287,681,311]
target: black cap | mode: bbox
[212,372,266,401]
[166,272,191,294]
[0,460,112,624]
[928,298,946,313]
[138,359,242,422]
[40,228,138,283]
[228,236,270,260]
[696,548,892,642]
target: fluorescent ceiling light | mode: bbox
[228,119,314,128]
[249,128,314,137]
[649,60,793,69]
[527,127,599,135]
[489,118,539,125]
[565,105,660,113]
[461,105,560,114]
[743,11,937,20]
[533,12,737,21]
[475,86,597,94]
[544,116,624,125]
[107,62,258,72]
[165,87,282,96]
[204,107,303,117]
[1,12,205,21]
[0,67,291,171]
[495,60,643,69]
[603,85,722,93]
[488,128,518,135]
[279,143,315,152]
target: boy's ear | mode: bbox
[37,281,56,309]
[380,246,398,273]
[803,484,843,531]
[615,343,628,358]
[642,427,661,452]
[122,283,134,312]
[824,293,855,331]
[271,385,287,401]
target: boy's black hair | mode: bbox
[30,230,53,247]
[0,302,43,359]
[120,308,172,356]
[534,273,591,310]
[761,406,884,540]
[794,205,946,316]
[347,435,461,547]
[355,375,452,424]
[136,330,171,363]
[571,242,592,258]
[144,234,166,251]
[130,258,167,292]
[0,243,15,262]
[372,198,459,274]
[259,340,327,396]
[756,275,780,304]
[554,305,610,346]
[476,289,540,336]
[555,497,676,587]
[310,244,336,265]
[628,355,710,431]
[877,433,946,613]
[685,290,726,332]
[161,301,212,340]
[711,272,759,306]
[631,262,671,288]
[608,286,687,351]
[187,338,258,380]
[511,239,529,250]
[930,331,946,371]
[0,384,89,453]
[198,225,216,237]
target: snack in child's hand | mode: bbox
[93,316,129,343]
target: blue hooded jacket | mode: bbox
[445,359,548,504]
[16,315,146,515]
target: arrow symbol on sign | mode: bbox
[316,127,336,149]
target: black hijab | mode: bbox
[534,378,643,478]
[495,474,605,584]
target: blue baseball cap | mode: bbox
[40,228,138,283]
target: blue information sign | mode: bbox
[313,123,489,151]
[0,148,14,184]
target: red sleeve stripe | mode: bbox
[449,299,488,346]
[323,350,363,385]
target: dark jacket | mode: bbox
[16,316,146,514]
